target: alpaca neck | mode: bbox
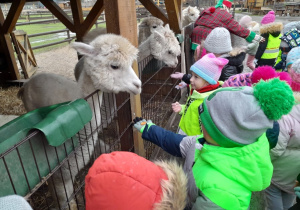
[138,38,152,61]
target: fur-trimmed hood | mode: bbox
[85,152,188,210]
[260,22,283,36]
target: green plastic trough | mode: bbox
[0,99,92,197]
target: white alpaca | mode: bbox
[18,34,141,210]
[75,24,181,80]
[138,16,164,44]
[182,6,200,28]
[138,24,181,68]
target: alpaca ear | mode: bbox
[71,42,95,56]
[164,24,170,30]
[188,6,191,12]
[153,30,165,43]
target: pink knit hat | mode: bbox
[190,53,229,85]
[251,66,277,84]
[261,11,276,25]
[276,72,292,86]
[290,59,300,91]
[239,15,252,28]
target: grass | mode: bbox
[15,21,106,54]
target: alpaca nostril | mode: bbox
[133,82,141,89]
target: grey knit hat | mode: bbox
[199,79,294,148]
[204,27,232,54]
[282,21,300,34]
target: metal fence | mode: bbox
[0,55,181,209]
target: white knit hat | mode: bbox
[204,27,232,54]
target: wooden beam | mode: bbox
[3,0,26,33]
[177,0,182,19]
[40,0,75,32]
[104,0,145,156]
[139,0,169,24]
[79,0,104,37]
[165,0,181,33]
[70,0,84,41]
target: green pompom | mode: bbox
[253,78,295,120]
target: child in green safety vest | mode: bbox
[255,11,283,67]
[172,53,228,136]
[133,78,295,210]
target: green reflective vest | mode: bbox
[261,33,282,59]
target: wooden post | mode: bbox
[104,0,145,157]
[165,0,181,33]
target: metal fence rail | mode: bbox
[0,55,181,209]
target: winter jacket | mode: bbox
[247,41,259,56]
[85,151,188,210]
[222,72,252,87]
[179,87,220,136]
[191,7,256,44]
[219,49,246,81]
[141,124,275,210]
[270,93,300,194]
[255,22,283,67]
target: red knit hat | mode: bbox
[223,0,233,8]
[85,152,187,210]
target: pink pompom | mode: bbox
[251,66,277,84]
[277,72,292,85]
[268,11,275,15]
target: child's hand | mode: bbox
[175,81,187,89]
[172,102,182,113]
[171,72,184,79]
[132,117,152,132]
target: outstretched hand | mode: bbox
[171,72,184,79]
[172,102,182,113]
[295,187,300,198]
[175,81,187,89]
[133,117,152,132]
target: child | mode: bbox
[274,21,300,71]
[255,11,283,67]
[85,151,188,210]
[172,53,228,135]
[134,78,294,210]
[172,27,245,85]
[222,65,291,87]
[265,59,300,210]
[246,21,261,70]
[286,46,300,73]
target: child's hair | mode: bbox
[190,53,228,85]
[199,78,294,148]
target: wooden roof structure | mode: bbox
[0,0,182,81]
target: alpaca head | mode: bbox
[183,6,200,24]
[149,24,181,68]
[72,34,142,95]
[139,16,164,33]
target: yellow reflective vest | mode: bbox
[261,34,282,59]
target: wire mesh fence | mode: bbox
[0,55,182,209]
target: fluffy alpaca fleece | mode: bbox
[138,16,164,44]
[260,22,283,35]
[228,47,246,57]
[154,160,188,210]
[182,6,200,28]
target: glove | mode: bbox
[170,72,184,79]
[295,187,300,198]
[133,117,153,132]
[175,81,187,89]
[254,35,265,43]
[254,58,258,65]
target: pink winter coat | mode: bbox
[270,93,300,194]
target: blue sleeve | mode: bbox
[266,121,280,149]
[141,124,185,157]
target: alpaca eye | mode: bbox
[191,14,194,16]
[153,26,157,28]
[111,65,119,70]
[168,51,172,54]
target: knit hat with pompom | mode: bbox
[251,66,292,85]
[290,59,300,91]
[199,78,294,148]
[261,11,276,25]
[239,15,252,28]
[204,27,232,54]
